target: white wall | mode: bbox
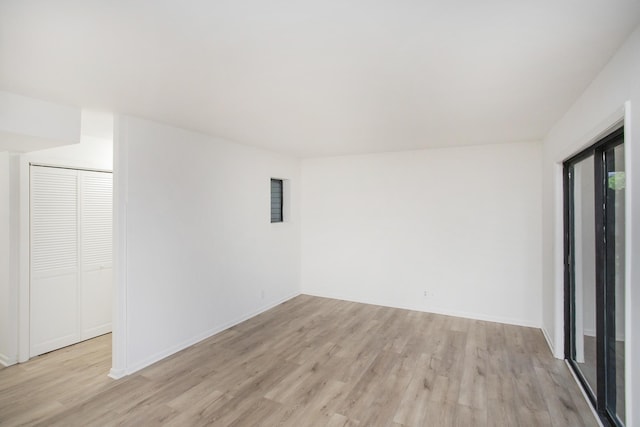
[541,24,640,426]
[301,142,542,327]
[0,152,12,366]
[0,91,81,153]
[113,116,300,375]
[21,109,113,170]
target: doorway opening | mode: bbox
[563,127,626,426]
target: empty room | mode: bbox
[1,1,639,426]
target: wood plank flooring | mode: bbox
[0,295,597,426]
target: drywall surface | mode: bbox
[0,152,11,365]
[541,24,640,425]
[301,142,542,327]
[0,91,81,152]
[116,116,300,373]
[0,153,19,366]
[22,134,113,171]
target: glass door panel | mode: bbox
[571,155,598,394]
[605,143,625,425]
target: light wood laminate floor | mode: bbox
[0,295,597,426]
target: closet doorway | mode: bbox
[564,127,626,426]
[30,165,113,357]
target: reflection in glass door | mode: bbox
[564,127,625,426]
[570,154,597,394]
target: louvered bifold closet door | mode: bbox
[80,171,113,340]
[30,166,80,356]
[30,166,113,357]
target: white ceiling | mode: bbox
[1,1,639,157]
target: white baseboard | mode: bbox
[121,291,301,378]
[0,352,17,367]
[301,291,541,329]
[541,326,559,358]
[108,367,126,380]
[82,324,112,341]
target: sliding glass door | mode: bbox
[606,142,625,424]
[564,127,625,426]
